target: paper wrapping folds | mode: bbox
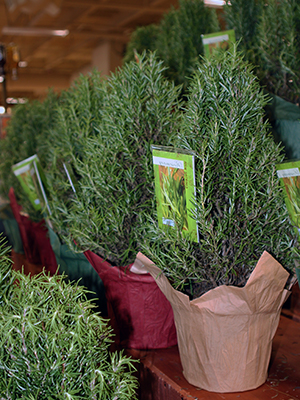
[133,251,291,393]
[84,250,177,350]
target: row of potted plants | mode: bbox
[1,44,299,392]
[0,0,299,393]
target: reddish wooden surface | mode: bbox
[128,314,300,400]
[11,249,44,276]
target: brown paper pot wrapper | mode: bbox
[84,250,177,350]
[134,251,291,393]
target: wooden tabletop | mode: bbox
[128,314,300,400]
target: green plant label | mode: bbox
[12,154,51,215]
[277,160,300,238]
[152,145,198,242]
[202,29,236,58]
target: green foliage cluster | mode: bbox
[0,91,60,221]
[0,11,298,299]
[155,0,219,89]
[47,53,182,265]
[44,70,107,216]
[0,238,138,399]
[224,0,300,104]
[223,0,263,65]
[0,235,14,306]
[139,47,297,299]
[124,0,220,91]
[123,24,160,65]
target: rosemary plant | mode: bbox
[0,235,14,306]
[155,0,219,90]
[124,0,220,92]
[0,91,60,222]
[51,52,182,265]
[224,0,264,67]
[44,70,107,226]
[0,241,138,399]
[139,47,298,299]
[123,24,160,64]
[224,0,300,104]
[255,0,300,104]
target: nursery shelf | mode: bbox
[128,314,300,400]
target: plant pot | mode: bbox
[134,251,291,393]
[0,201,23,254]
[48,228,107,316]
[8,187,57,275]
[266,94,300,161]
[84,249,177,350]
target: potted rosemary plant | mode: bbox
[124,0,220,93]
[0,91,59,222]
[45,53,181,349]
[0,235,138,399]
[137,46,298,392]
[0,93,60,274]
[0,74,107,312]
[224,0,300,160]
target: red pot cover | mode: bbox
[9,187,57,275]
[84,249,177,350]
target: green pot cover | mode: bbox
[0,202,23,254]
[48,227,107,316]
[266,94,300,161]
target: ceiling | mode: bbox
[0,0,223,108]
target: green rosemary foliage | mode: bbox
[44,70,108,231]
[124,0,219,92]
[0,235,14,306]
[224,0,264,66]
[123,24,161,64]
[54,52,182,265]
[0,91,60,221]
[224,0,300,104]
[140,46,297,299]
[255,0,300,104]
[0,266,138,399]
[155,0,219,89]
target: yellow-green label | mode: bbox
[202,29,236,58]
[152,146,198,242]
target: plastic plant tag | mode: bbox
[12,154,51,215]
[201,29,236,58]
[62,162,78,193]
[152,145,198,243]
[276,159,300,238]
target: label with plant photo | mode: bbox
[201,29,236,58]
[152,145,198,242]
[12,154,51,215]
[277,160,300,237]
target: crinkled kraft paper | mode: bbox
[132,251,290,393]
